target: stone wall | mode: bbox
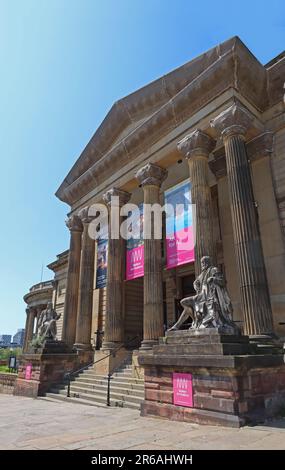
[13,349,84,398]
[141,360,285,427]
[0,373,17,394]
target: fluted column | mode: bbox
[101,188,131,350]
[62,215,83,347]
[75,207,96,350]
[34,307,42,335]
[178,130,216,274]
[23,308,36,352]
[211,102,274,336]
[136,163,167,349]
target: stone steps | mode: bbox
[49,385,143,405]
[43,393,108,408]
[51,382,144,402]
[45,389,142,410]
[44,359,144,410]
[71,378,144,392]
[78,373,144,384]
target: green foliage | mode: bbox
[0,347,22,360]
[0,365,10,373]
[30,336,44,349]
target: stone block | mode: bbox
[139,329,285,427]
[194,393,238,414]
[145,389,173,404]
[211,390,236,399]
[145,382,160,390]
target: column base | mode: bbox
[94,347,130,375]
[73,342,93,351]
[101,341,123,351]
[249,334,283,355]
[140,339,159,351]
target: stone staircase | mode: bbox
[43,358,144,410]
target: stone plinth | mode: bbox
[0,373,17,395]
[138,330,285,427]
[93,348,129,375]
[13,341,91,398]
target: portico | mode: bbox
[24,37,285,379]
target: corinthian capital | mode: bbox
[77,206,96,224]
[135,163,168,188]
[103,188,131,207]
[177,130,215,159]
[210,103,254,141]
[65,214,83,232]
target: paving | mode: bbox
[0,394,284,450]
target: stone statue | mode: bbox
[169,256,240,334]
[36,302,61,342]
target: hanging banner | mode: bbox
[165,180,194,269]
[96,238,108,289]
[126,203,144,280]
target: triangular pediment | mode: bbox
[56,36,282,206]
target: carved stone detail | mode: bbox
[177,129,216,158]
[246,132,274,162]
[65,214,83,232]
[210,102,254,141]
[103,188,131,207]
[78,206,95,224]
[135,163,167,188]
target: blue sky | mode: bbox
[0,0,284,335]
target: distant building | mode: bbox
[12,329,25,347]
[0,335,12,347]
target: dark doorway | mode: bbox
[174,274,196,326]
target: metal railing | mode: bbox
[64,335,139,404]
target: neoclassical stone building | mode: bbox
[24,37,285,372]
[23,251,69,351]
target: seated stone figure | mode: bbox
[37,302,61,342]
[169,256,239,334]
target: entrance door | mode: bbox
[124,277,143,348]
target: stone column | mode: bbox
[136,163,167,349]
[34,307,42,335]
[101,188,131,350]
[74,207,96,350]
[177,130,216,274]
[23,307,36,352]
[211,102,274,336]
[62,215,83,347]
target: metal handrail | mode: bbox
[64,335,139,399]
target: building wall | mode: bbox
[271,127,285,237]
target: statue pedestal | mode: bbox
[138,329,285,427]
[13,340,91,398]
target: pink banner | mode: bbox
[166,226,194,269]
[173,372,193,407]
[126,245,144,280]
[25,363,32,380]
[165,180,194,269]
[126,203,144,280]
